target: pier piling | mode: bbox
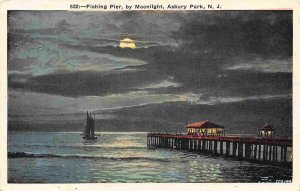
[147,133,292,165]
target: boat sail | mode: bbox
[82,111,97,139]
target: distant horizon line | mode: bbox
[7,130,258,135]
[8,131,293,138]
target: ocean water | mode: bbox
[8,131,292,183]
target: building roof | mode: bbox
[260,124,274,130]
[185,120,224,129]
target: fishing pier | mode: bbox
[147,133,292,165]
[147,121,292,165]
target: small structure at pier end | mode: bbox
[258,124,275,138]
[186,120,225,136]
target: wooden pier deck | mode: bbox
[147,133,292,165]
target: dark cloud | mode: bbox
[7,11,293,134]
[56,11,292,97]
[8,98,292,137]
[9,70,168,97]
[9,41,291,98]
[110,97,292,137]
[173,11,292,57]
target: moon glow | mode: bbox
[119,38,136,49]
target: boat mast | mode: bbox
[91,110,95,137]
[94,110,96,134]
[89,111,92,138]
[85,111,90,138]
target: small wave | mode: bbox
[8,152,170,162]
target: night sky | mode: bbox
[8,11,292,136]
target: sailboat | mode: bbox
[82,111,98,139]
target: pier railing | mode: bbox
[147,133,292,165]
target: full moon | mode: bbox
[119,38,136,49]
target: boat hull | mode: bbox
[82,136,98,139]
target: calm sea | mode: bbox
[8,131,292,183]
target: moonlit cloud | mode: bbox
[8,89,183,116]
[138,79,181,90]
[9,41,147,76]
[224,58,292,73]
[177,93,291,105]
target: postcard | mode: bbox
[0,0,299,190]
